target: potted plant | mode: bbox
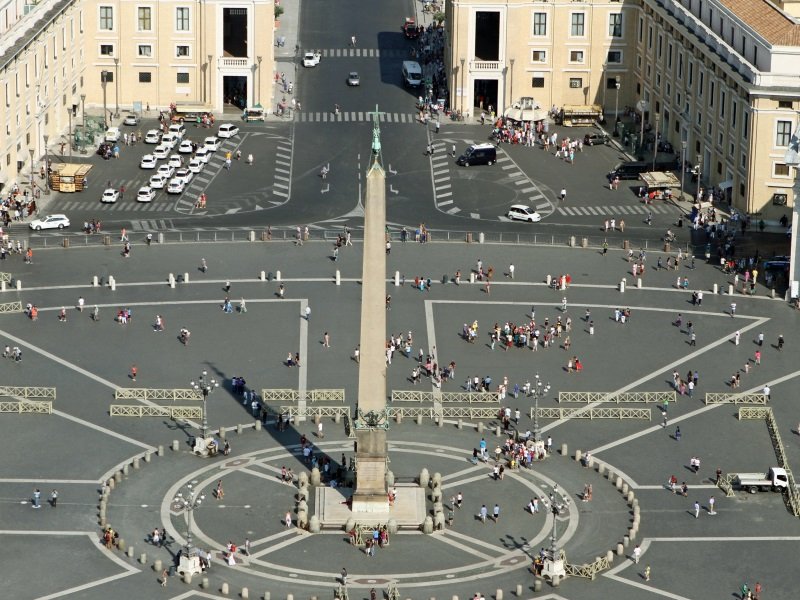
[274,4,284,23]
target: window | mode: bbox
[137,7,152,31]
[731,101,737,128]
[698,70,704,97]
[720,91,726,118]
[533,12,547,36]
[638,16,643,42]
[570,13,585,37]
[775,120,792,147]
[569,50,584,63]
[139,72,152,83]
[531,50,546,63]
[743,109,749,139]
[607,50,622,64]
[100,44,114,57]
[709,81,715,107]
[606,77,618,89]
[688,61,693,86]
[778,100,793,109]
[101,70,114,83]
[678,53,683,79]
[609,13,622,37]
[648,25,653,49]
[176,45,190,57]
[176,7,190,31]
[99,6,113,30]
[177,72,190,84]
[667,44,673,69]
[138,45,152,57]
[531,77,545,88]
[772,163,791,177]
[657,35,663,59]
[569,77,582,88]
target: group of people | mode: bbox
[0,191,36,226]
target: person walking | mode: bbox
[644,565,651,582]
[130,364,137,382]
[32,488,41,508]
[317,421,324,439]
[161,567,169,587]
[675,426,681,441]
[708,496,716,515]
[479,504,488,523]
[763,384,771,401]
[559,188,567,202]
[341,568,348,586]
[777,334,784,351]
[693,500,700,518]
[492,504,500,522]
[50,489,58,507]
[323,332,330,348]
[305,305,311,321]
[632,544,641,564]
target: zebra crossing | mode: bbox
[556,203,677,217]
[295,111,417,124]
[303,48,409,59]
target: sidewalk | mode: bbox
[269,0,301,121]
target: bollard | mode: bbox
[713,283,719,294]
[127,545,135,558]
[298,472,309,487]
[622,482,629,494]
[249,231,256,242]
[117,539,126,552]
[438,416,444,428]
[219,427,226,439]
[183,572,192,584]
[495,589,503,600]
[133,457,140,469]
[237,424,243,435]
[386,470,395,487]
[221,582,229,595]
[574,450,582,463]
[276,270,281,281]
[616,543,624,556]
[515,584,522,597]
[92,275,99,287]
[728,284,734,295]
[255,419,262,431]
[606,550,614,564]
[494,425,501,437]
[419,468,430,488]
[201,577,209,589]
[479,232,485,244]
[470,272,476,283]
[264,593,271,600]
[260,271,266,282]
[431,491,442,504]
[606,469,615,480]
[114,471,122,483]
[561,443,568,456]
[395,271,400,286]
[627,490,635,503]
[0,281,4,292]
[144,451,152,463]
[616,476,623,490]
[172,440,180,452]
[422,516,434,534]
[416,414,423,425]
[154,558,162,572]
[122,464,129,476]
[387,518,398,534]
[109,276,115,291]
[598,463,606,476]
[310,467,321,486]
[569,235,575,247]
[297,499,308,513]
[395,412,402,423]
[107,478,115,490]
[623,535,630,547]
[581,237,588,248]
[158,445,165,456]
[457,419,463,430]
[16,279,21,290]
[629,526,637,540]
[99,516,106,528]
[169,273,176,288]
[477,421,484,434]
[620,279,625,293]
[242,588,249,599]
[637,277,642,289]
[335,270,341,286]
[552,575,560,587]
[546,274,552,287]
[139,552,147,564]
[533,580,542,592]
[771,287,776,298]
[184,272,189,284]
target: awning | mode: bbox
[718,179,733,190]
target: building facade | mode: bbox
[446,0,800,218]
[0,0,86,194]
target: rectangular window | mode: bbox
[531,77,545,88]
[688,61,693,86]
[177,72,190,84]
[606,77,618,90]
[667,44,673,69]
[571,13,585,37]
[678,53,683,79]
[569,77,582,88]
[138,45,152,57]
[607,50,622,64]
[175,7,190,31]
[698,70,704,97]
[778,100,793,109]
[100,70,114,83]
[569,50,584,63]
[609,13,622,37]
[648,25,653,49]
[709,81,714,107]
[731,101,737,128]
[176,45,190,57]
[657,35,663,59]
[99,6,113,30]
[100,44,114,56]
[638,16,643,42]
[139,72,152,83]
[532,12,547,36]
[137,7,152,31]
[743,109,749,139]
[720,91,726,118]
[774,163,791,177]
[776,120,792,146]
[531,50,546,63]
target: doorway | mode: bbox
[473,79,498,115]
[223,75,248,110]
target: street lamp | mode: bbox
[651,111,660,171]
[531,373,550,443]
[101,71,109,130]
[67,106,73,159]
[207,55,213,108]
[113,57,120,118]
[509,58,515,105]
[174,483,205,576]
[28,149,34,200]
[42,134,49,195]
[541,486,567,581]
[459,58,465,116]
[695,154,703,203]
[80,94,86,155]
[614,77,621,137]
[191,370,218,445]
[257,56,263,105]
[680,141,687,202]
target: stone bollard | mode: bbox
[416,414,423,426]
[470,272,476,283]
[133,457,140,470]
[627,490,635,503]
[477,421,485,434]
[394,271,400,286]
[438,415,444,428]
[386,470,395,487]
[117,539,126,552]
[515,584,522,597]
[297,509,308,529]
[169,273,176,288]
[495,589,503,600]
[422,516,434,534]
[201,577,209,589]
[433,511,445,530]
[127,545,135,558]
[622,482,629,494]
[728,284,734,295]
[109,277,116,291]
[495,425,501,437]
[183,572,192,585]
[606,469,615,481]
[107,478,115,490]
[92,275,99,287]
[242,587,249,599]
[139,552,147,564]
[433,500,443,514]
[158,445,164,456]
[221,581,229,595]
[276,270,281,281]
[298,472,309,487]
[629,526,637,541]
[184,273,190,284]
[297,487,308,502]
[308,515,321,533]
[154,559,162,572]
[144,451,152,463]
[533,580,542,592]
[458,419,463,430]
[616,543,624,556]
[713,283,719,294]
[0,281,4,292]
[419,468,430,488]
[99,516,106,528]
[637,277,642,289]
[546,274,552,286]
[297,499,308,513]
[255,420,262,431]
[431,472,442,488]
[552,575,560,587]
[561,443,568,456]
[122,465,129,476]
[219,428,226,439]
[395,412,402,423]
[606,550,614,564]
[286,595,293,600]
[114,471,122,483]
[264,592,271,600]
[387,518,398,534]
[310,467,321,486]
[620,279,626,293]
[236,424,243,435]
[172,440,180,452]
[334,413,341,424]
[335,270,341,286]
[623,535,630,547]
[574,450,582,463]
[615,476,623,490]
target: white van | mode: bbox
[402,61,423,87]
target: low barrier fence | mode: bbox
[0,386,56,399]
[530,407,651,420]
[262,389,345,404]
[558,391,675,404]
[391,390,499,404]
[0,301,23,313]
[0,400,52,414]
[110,405,202,419]
[114,388,202,401]
[565,554,611,580]
[706,393,768,405]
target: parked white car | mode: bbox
[178,140,194,154]
[167,179,185,194]
[168,123,187,139]
[217,123,239,138]
[104,127,121,142]
[152,144,170,159]
[167,155,183,169]
[157,164,175,179]
[160,133,178,149]
[149,173,168,189]
[303,52,321,67]
[139,154,157,169]
[188,158,203,174]
[137,186,156,202]
[29,214,70,231]
[195,147,211,164]
[173,168,193,185]
[204,136,220,151]
[101,188,120,203]
[506,204,542,223]
[144,130,162,144]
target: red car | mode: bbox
[403,18,419,39]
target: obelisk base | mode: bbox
[352,429,388,512]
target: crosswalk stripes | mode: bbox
[303,48,408,59]
[556,204,675,216]
[297,111,417,124]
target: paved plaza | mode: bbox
[0,237,799,600]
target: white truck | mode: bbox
[732,467,788,493]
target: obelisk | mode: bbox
[351,107,390,513]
